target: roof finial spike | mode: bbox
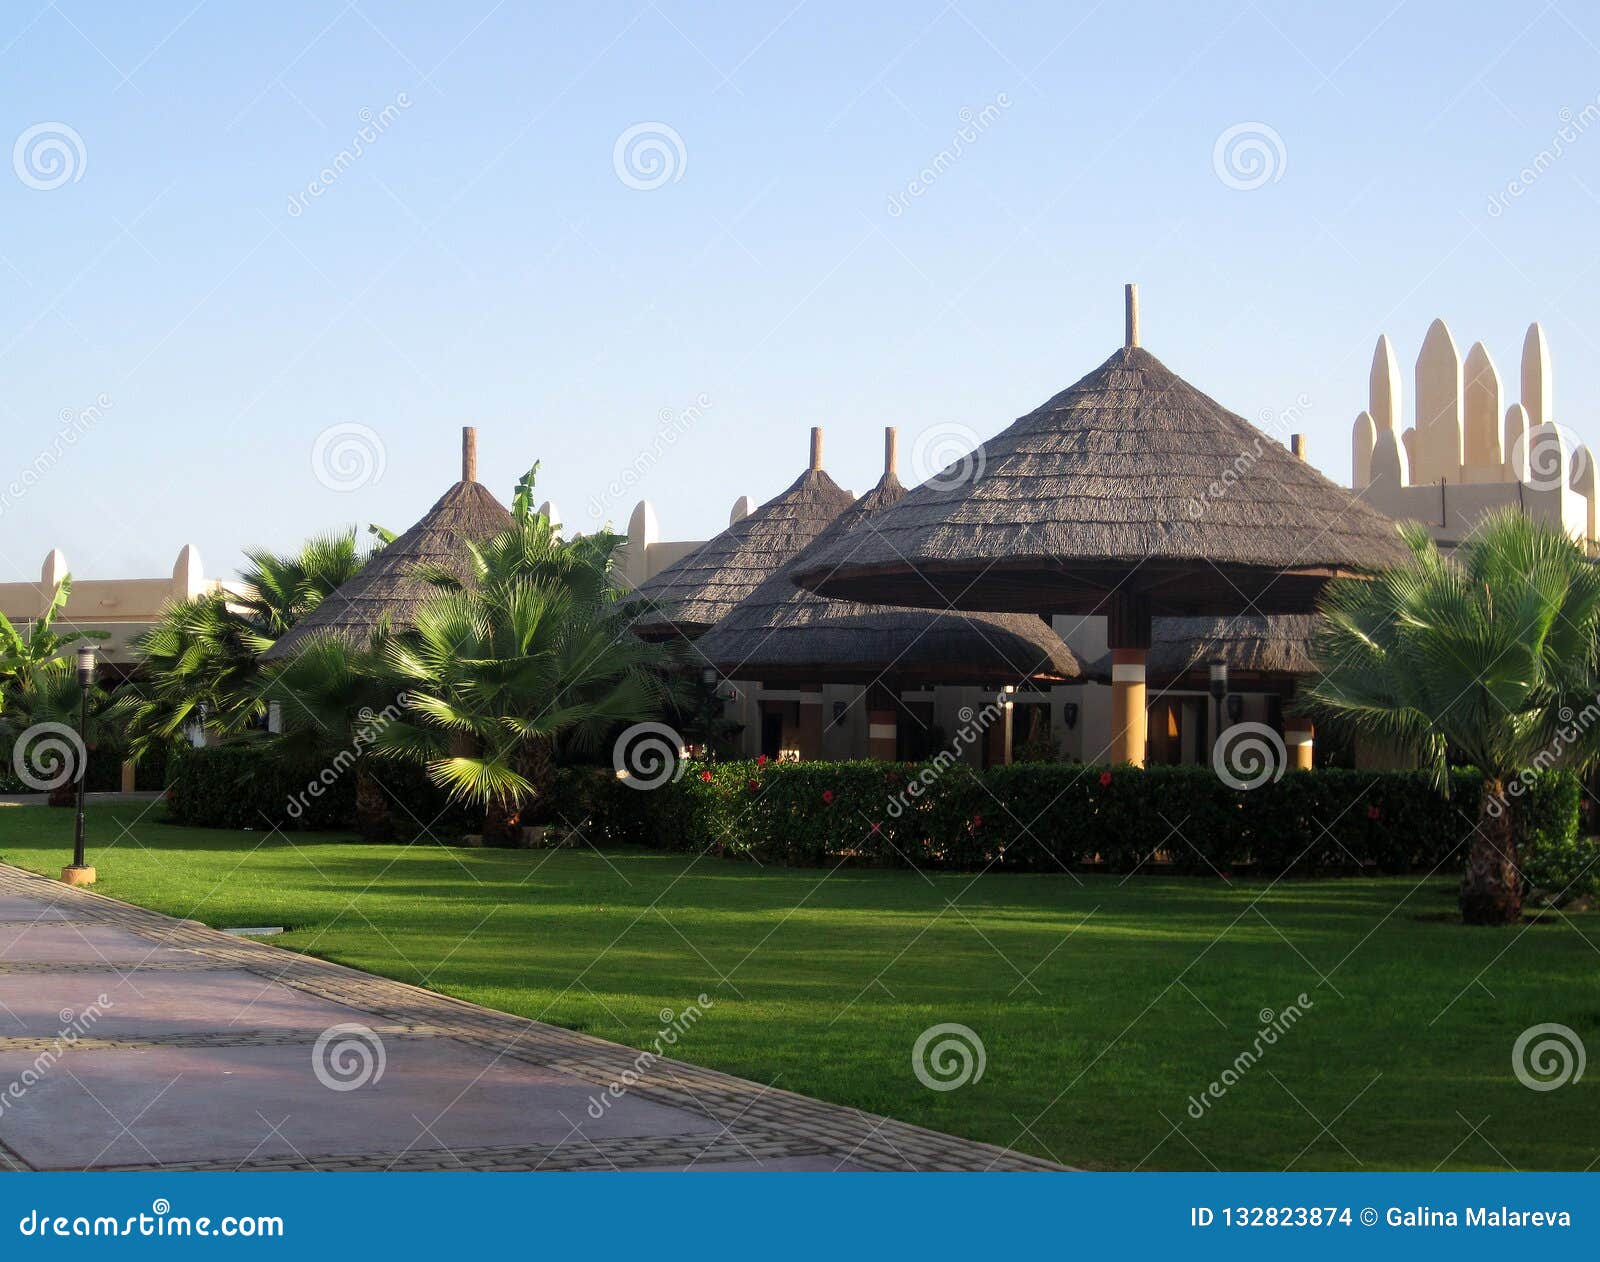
[809,426,823,471]
[461,426,478,483]
[884,426,898,477]
[1124,283,1140,349]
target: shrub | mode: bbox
[164,747,1584,883]
[164,744,467,836]
[558,759,1578,877]
[1510,772,1594,906]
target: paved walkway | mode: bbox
[0,864,1056,1172]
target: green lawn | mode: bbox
[1,802,1595,1170]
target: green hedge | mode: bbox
[0,738,132,786]
[164,744,466,835]
[1511,771,1598,905]
[164,747,1584,880]
[557,760,1581,877]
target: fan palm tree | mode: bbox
[258,631,405,840]
[1300,509,1600,924]
[375,467,678,841]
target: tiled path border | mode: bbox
[0,863,1062,1172]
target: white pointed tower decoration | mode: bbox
[1414,319,1463,486]
[1461,342,1503,480]
[1351,319,1590,549]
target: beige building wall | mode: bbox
[0,544,232,665]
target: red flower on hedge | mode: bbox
[1367,804,1381,821]
[1098,771,1113,788]
[747,778,761,793]
[699,769,713,783]
[970,814,983,829]
[755,754,768,768]
[822,789,835,805]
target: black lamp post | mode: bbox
[1207,657,1228,757]
[63,644,97,886]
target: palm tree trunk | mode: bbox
[523,735,556,803]
[354,763,393,842]
[482,791,523,845]
[1460,778,1522,925]
[480,737,554,845]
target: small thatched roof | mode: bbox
[795,294,1407,617]
[1084,615,1317,685]
[263,430,513,662]
[629,429,855,641]
[696,434,1080,684]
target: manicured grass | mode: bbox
[1,802,1595,1170]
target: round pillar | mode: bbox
[1105,592,1152,768]
[1110,648,1148,766]
[1284,717,1314,770]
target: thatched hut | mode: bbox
[696,428,1080,761]
[628,428,854,641]
[263,428,512,662]
[795,287,1406,765]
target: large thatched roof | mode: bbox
[1084,615,1316,685]
[795,315,1407,617]
[263,435,512,662]
[629,433,854,640]
[695,449,1081,684]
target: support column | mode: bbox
[1106,592,1152,768]
[1110,649,1147,766]
[866,683,897,761]
[1284,717,1314,770]
[795,689,824,760]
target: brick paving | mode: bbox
[0,863,1060,1172]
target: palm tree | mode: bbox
[0,577,106,685]
[112,529,378,758]
[235,530,373,639]
[376,469,678,841]
[1,659,111,806]
[109,592,268,758]
[258,631,404,840]
[1300,509,1600,924]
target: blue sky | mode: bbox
[3,0,1600,582]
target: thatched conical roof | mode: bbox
[263,430,513,662]
[1084,615,1316,685]
[695,435,1080,684]
[629,429,855,641]
[795,301,1407,617]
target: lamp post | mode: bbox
[1207,657,1228,761]
[62,645,97,886]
